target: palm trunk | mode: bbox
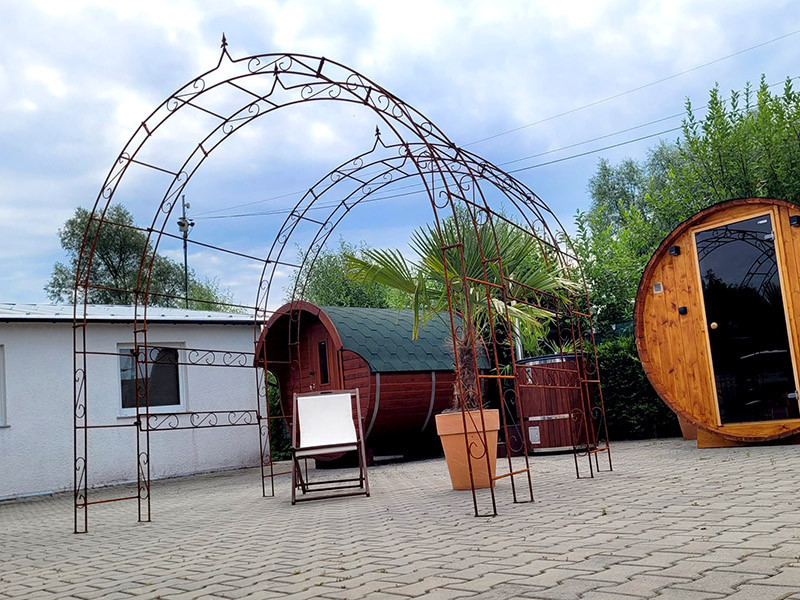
[452,331,481,411]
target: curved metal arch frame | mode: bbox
[72,43,611,534]
[265,139,612,488]
[259,141,555,516]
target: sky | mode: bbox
[1,0,799,311]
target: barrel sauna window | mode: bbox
[695,213,798,424]
[317,341,330,385]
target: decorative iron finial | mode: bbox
[221,33,228,49]
[375,125,381,139]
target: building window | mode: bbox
[119,345,183,412]
[0,345,6,426]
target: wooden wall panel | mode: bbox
[341,349,372,428]
[778,204,800,397]
[433,372,457,416]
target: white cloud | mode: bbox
[24,64,68,98]
[14,99,38,112]
[0,0,797,307]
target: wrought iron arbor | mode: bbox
[73,39,611,533]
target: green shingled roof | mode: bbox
[320,306,488,373]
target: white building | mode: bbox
[0,304,262,500]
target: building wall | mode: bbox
[0,321,261,499]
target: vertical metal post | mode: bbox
[134,328,152,523]
[73,319,88,534]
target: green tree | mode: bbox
[577,76,800,334]
[575,142,684,332]
[674,77,800,208]
[46,204,236,311]
[344,211,574,410]
[287,239,406,308]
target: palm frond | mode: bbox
[344,249,418,295]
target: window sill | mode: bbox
[117,407,184,419]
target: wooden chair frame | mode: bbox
[291,389,371,504]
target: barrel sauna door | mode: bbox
[694,212,800,424]
[304,322,338,392]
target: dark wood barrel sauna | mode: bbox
[256,301,461,454]
[635,198,800,447]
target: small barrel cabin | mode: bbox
[635,198,800,448]
[256,301,468,455]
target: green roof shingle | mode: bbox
[320,306,488,373]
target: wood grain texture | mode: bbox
[634,198,800,443]
[516,358,587,450]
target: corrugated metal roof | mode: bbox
[0,303,253,324]
[320,306,488,373]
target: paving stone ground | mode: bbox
[2,439,800,599]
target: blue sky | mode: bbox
[1,1,798,310]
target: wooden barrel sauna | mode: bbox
[515,355,589,452]
[256,301,477,455]
[634,198,800,447]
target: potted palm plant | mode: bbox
[345,211,573,490]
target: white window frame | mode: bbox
[118,342,187,417]
[0,345,6,427]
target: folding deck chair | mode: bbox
[291,389,370,504]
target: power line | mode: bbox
[192,105,692,218]
[464,26,800,147]
[195,74,799,222]
[196,125,683,221]
[507,126,682,174]
[497,112,685,166]
[197,188,425,220]
[194,113,686,221]
[194,189,304,216]
[495,73,798,168]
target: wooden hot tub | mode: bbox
[515,355,589,452]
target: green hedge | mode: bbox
[595,334,680,440]
[267,374,292,461]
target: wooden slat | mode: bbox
[660,254,690,418]
[776,205,800,405]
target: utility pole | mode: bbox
[177,195,194,309]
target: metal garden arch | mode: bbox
[73,38,610,533]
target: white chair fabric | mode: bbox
[297,392,357,449]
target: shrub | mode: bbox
[267,374,292,461]
[595,335,680,440]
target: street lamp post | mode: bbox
[176,195,195,309]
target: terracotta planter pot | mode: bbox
[435,409,499,490]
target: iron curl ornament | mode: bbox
[72,36,610,533]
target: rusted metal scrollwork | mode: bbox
[72,37,610,533]
[142,410,258,431]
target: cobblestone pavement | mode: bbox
[3,439,800,599]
